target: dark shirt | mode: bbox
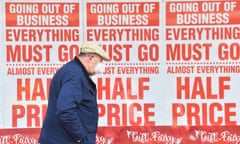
[39,57,98,144]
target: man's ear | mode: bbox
[87,54,95,62]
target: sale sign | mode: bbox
[3,1,81,128]
[85,1,161,128]
[165,0,240,127]
[1,0,240,144]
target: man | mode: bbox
[39,42,109,144]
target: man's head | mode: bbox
[78,42,109,75]
[80,42,109,60]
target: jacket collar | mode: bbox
[73,56,96,87]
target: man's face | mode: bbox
[88,54,103,75]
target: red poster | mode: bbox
[1,0,240,144]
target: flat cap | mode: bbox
[81,42,110,60]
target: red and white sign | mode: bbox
[1,0,240,144]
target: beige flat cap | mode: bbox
[80,42,110,60]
